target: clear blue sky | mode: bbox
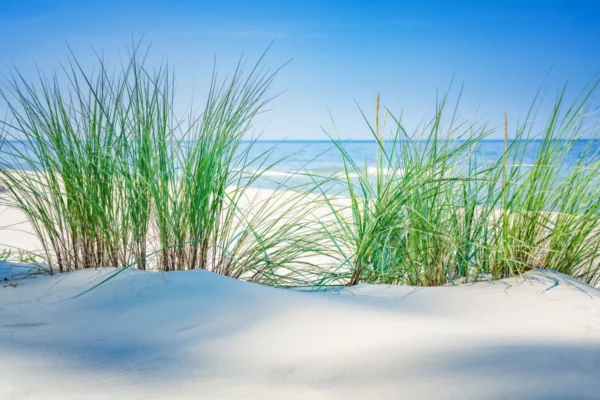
[1,0,599,139]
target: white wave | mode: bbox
[240,167,404,180]
[242,170,304,178]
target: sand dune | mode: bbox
[1,265,599,399]
[2,188,600,398]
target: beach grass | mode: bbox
[314,83,600,286]
[0,44,326,283]
[1,45,600,287]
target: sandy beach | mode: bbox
[1,190,600,399]
[2,0,600,396]
[1,265,599,399]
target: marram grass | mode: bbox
[1,45,600,288]
[314,83,600,287]
[0,45,327,284]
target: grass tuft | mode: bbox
[315,85,600,286]
[0,44,325,284]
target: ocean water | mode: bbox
[243,139,600,182]
[2,139,599,190]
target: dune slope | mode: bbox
[1,265,599,399]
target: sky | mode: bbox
[1,0,599,140]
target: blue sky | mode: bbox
[1,0,599,139]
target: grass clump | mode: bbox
[317,85,600,286]
[0,45,324,284]
[492,83,600,284]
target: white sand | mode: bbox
[1,266,599,399]
[1,190,600,399]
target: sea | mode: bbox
[242,139,600,189]
[2,139,600,191]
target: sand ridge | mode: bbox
[1,265,599,399]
